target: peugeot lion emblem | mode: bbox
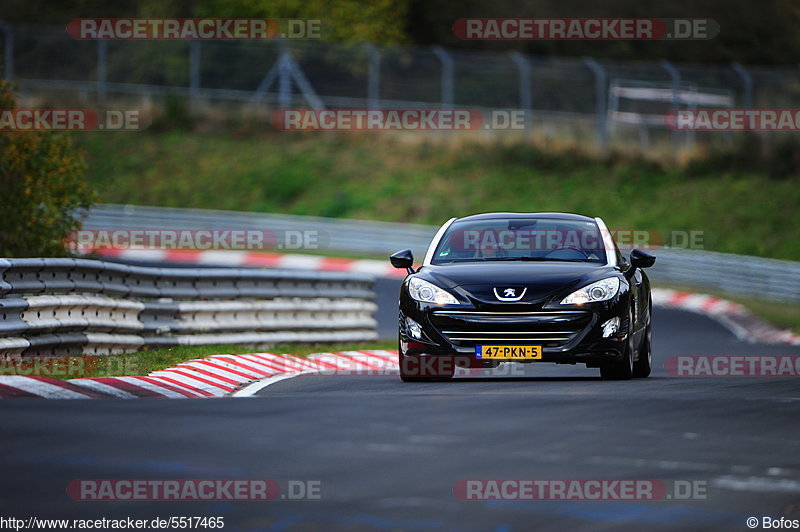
[493,286,527,302]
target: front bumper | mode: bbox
[399,297,630,368]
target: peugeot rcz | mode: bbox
[390,212,656,381]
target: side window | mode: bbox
[436,234,452,258]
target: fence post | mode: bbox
[189,40,201,112]
[431,46,454,109]
[250,48,324,109]
[277,49,292,109]
[0,22,12,80]
[583,57,608,154]
[509,51,532,134]
[97,40,107,104]
[660,60,687,155]
[732,62,753,109]
[364,43,380,110]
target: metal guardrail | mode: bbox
[644,248,800,303]
[83,204,439,260]
[83,204,800,303]
[0,258,378,356]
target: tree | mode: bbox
[196,0,410,44]
[0,81,97,257]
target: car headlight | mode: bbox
[560,277,620,305]
[408,277,459,305]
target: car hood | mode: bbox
[416,262,621,304]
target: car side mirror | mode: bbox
[630,249,656,269]
[390,249,416,274]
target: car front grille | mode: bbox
[430,310,591,348]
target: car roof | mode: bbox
[454,212,597,223]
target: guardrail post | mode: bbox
[364,43,380,110]
[732,62,753,109]
[509,51,532,134]
[97,40,107,104]
[583,57,608,154]
[277,48,292,109]
[431,46,454,110]
[250,47,324,109]
[660,60,689,155]
[0,22,13,80]
[189,40,201,112]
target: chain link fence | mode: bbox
[3,24,800,154]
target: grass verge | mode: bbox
[76,131,800,260]
[4,341,396,380]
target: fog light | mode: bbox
[601,317,620,338]
[406,317,423,340]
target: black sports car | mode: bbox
[390,212,656,382]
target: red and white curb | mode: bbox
[651,288,800,346]
[0,350,399,399]
[85,248,406,278]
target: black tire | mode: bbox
[399,351,455,382]
[632,321,652,378]
[399,352,425,382]
[600,310,635,380]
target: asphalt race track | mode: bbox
[1,277,799,531]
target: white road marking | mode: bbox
[232,371,315,397]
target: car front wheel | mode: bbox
[633,318,652,378]
[399,350,456,382]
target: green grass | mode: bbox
[76,131,800,261]
[6,341,395,380]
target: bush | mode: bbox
[0,81,97,257]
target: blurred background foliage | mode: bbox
[0,81,96,256]
[0,1,798,261]
[1,0,799,63]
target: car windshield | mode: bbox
[430,217,608,265]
